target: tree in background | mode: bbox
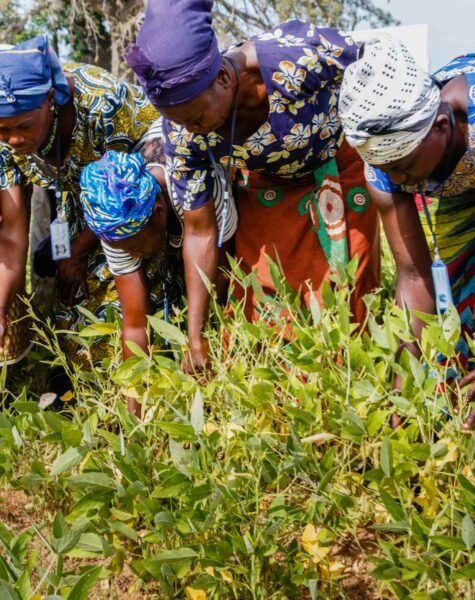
[0,0,397,77]
[213,0,398,45]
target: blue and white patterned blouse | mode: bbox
[162,19,358,210]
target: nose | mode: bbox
[388,171,408,185]
[6,135,26,147]
[185,123,203,134]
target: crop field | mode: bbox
[0,254,474,599]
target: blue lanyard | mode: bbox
[419,185,453,313]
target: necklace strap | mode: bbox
[39,105,59,157]
[418,184,438,256]
[54,109,63,217]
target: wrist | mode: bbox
[188,336,205,353]
[70,229,97,259]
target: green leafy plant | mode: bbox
[0,254,473,599]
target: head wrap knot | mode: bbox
[0,35,70,117]
[0,74,16,103]
[338,34,441,165]
[80,151,161,241]
[125,0,223,108]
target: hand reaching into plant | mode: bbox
[182,337,210,377]
[57,254,90,309]
[56,226,98,309]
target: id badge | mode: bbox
[431,256,453,313]
[50,217,71,260]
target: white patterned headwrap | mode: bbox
[338,34,441,165]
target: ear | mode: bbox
[433,112,451,135]
[152,195,166,215]
[215,63,233,89]
[47,89,56,110]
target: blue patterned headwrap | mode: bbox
[80,151,161,241]
[0,35,70,117]
[125,0,223,108]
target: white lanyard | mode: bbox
[206,56,239,248]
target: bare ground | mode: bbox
[0,489,385,599]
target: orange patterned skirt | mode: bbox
[233,141,380,323]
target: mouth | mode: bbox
[12,144,34,154]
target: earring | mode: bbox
[50,105,55,112]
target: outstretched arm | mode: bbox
[370,183,435,353]
[182,201,218,373]
[0,185,29,350]
[56,225,99,308]
[114,267,151,415]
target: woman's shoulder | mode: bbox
[252,20,357,97]
[440,75,467,114]
[64,63,145,106]
[435,54,475,84]
[253,19,356,55]
[64,62,118,86]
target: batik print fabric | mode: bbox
[0,62,158,195]
[367,55,475,360]
[234,140,380,324]
[0,63,163,365]
[163,20,358,211]
[55,241,184,367]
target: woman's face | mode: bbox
[159,70,235,135]
[0,94,54,154]
[107,194,168,259]
[371,113,451,186]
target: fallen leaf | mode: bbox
[185,587,207,600]
[220,569,233,582]
[203,422,219,436]
[61,390,74,403]
[302,523,331,563]
[38,393,57,410]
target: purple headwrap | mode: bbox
[125,0,223,108]
[0,35,70,117]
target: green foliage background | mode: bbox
[0,3,472,598]
[0,255,474,599]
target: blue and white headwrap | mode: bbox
[0,35,70,117]
[80,151,161,241]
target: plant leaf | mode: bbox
[50,446,87,477]
[148,316,187,346]
[67,566,106,600]
[190,388,205,435]
[380,437,393,478]
[461,515,475,549]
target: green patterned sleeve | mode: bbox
[99,78,160,152]
[0,146,25,190]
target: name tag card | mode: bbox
[50,217,71,260]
